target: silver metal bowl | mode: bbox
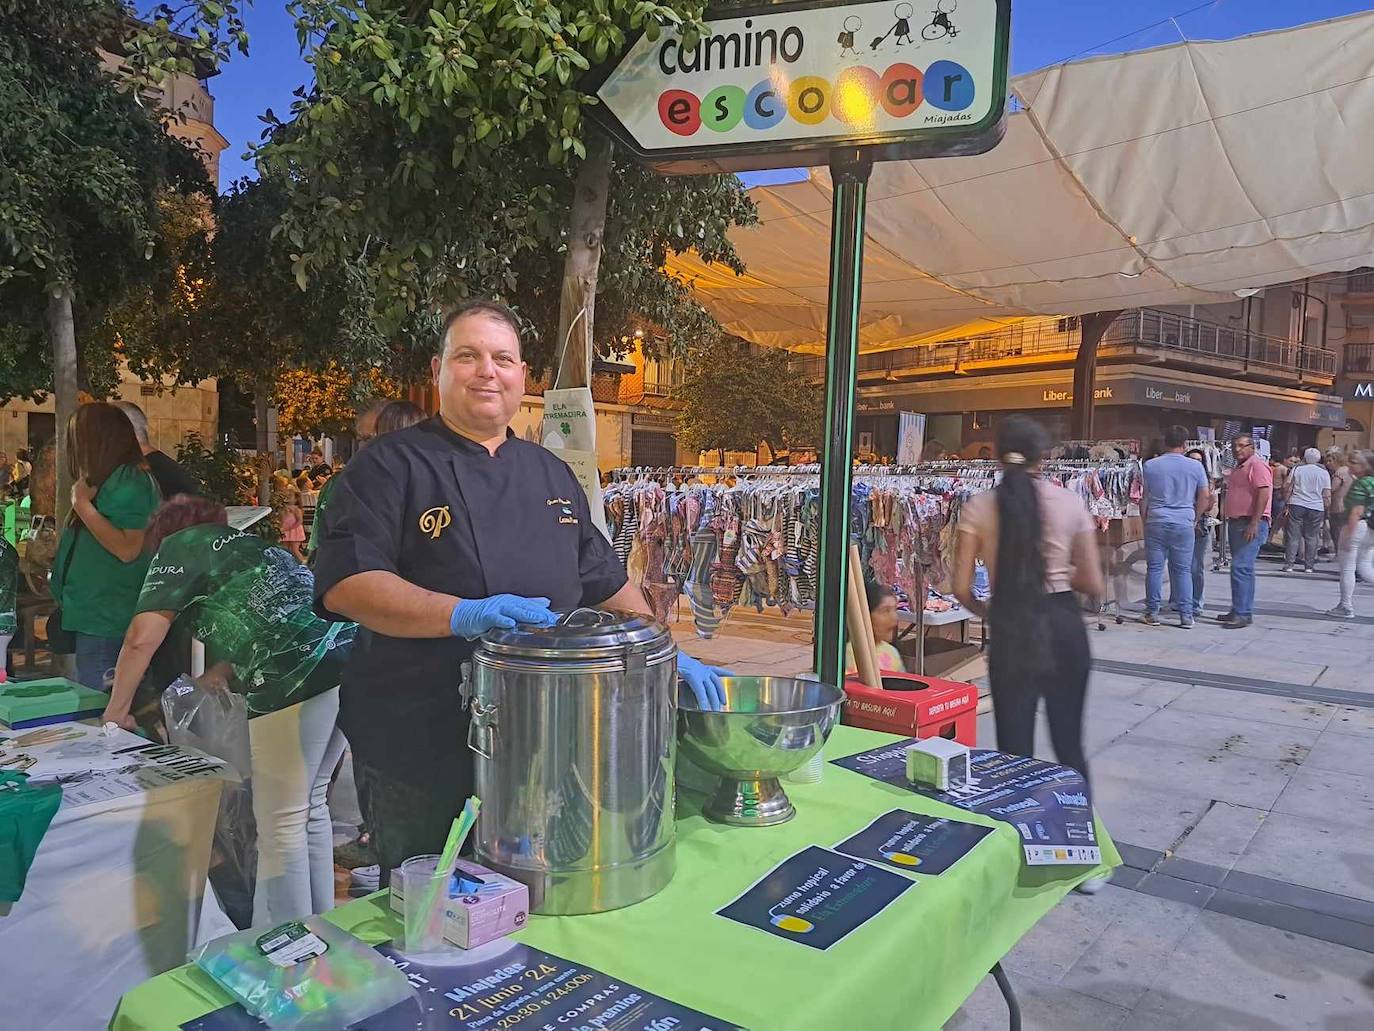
[677,676,844,826]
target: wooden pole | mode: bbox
[847,544,881,687]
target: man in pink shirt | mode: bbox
[1221,434,1274,629]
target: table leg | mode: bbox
[917,625,926,676]
[990,962,1021,1031]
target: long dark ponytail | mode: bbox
[990,416,1051,671]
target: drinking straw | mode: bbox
[415,796,481,946]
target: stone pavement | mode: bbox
[672,552,1374,1028]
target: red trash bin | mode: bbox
[842,671,978,746]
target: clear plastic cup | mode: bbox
[399,854,447,952]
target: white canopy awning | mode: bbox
[669,11,1374,353]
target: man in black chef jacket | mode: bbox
[314,300,727,882]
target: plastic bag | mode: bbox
[163,675,257,927]
[192,916,418,1029]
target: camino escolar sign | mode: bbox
[587,0,1011,172]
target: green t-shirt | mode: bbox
[306,472,338,559]
[1346,475,1374,518]
[136,524,355,717]
[50,463,160,638]
[0,536,17,636]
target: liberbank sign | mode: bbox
[587,0,1011,171]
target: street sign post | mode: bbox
[587,0,1011,689]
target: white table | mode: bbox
[897,606,977,674]
[0,721,228,1030]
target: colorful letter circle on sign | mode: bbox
[880,63,924,119]
[833,66,882,127]
[703,84,746,133]
[924,60,975,111]
[788,75,831,126]
[658,89,700,135]
[743,79,786,130]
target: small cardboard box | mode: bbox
[389,859,529,949]
[905,738,972,791]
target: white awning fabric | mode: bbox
[668,11,1374,354]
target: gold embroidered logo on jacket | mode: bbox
[419,505,452,539]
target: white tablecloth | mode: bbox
[0,727,226,1030]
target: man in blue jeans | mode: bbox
[1222,434,1274,629]
[1141,426,1210,628]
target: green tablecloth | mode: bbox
[110,726,1120,1031]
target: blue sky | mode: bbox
[209,1,1373,189]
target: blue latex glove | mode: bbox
[450,595,558,639]
[678,653,730,711]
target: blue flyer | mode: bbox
[834,809,992,875]
[717,845,913,951]
[183,941,741,1030]
[831,742,1101,866]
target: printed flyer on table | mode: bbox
[831,742,1101,866]
[183,941,741,1030]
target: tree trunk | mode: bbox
[254,379,272,506]
[552,132,614,390]
[1069,311,1122,440]
[48,286,79,527]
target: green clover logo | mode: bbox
[560,421,572,436]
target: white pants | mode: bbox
[249,687,347,926]
[1337,522,1374,611]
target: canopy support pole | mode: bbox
[814,151,872,687]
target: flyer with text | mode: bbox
[832,742,1101,866]
[834,809,992,875]
[717,845,913,951]
[184,942,740,1030]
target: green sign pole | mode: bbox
[814,150,872,688]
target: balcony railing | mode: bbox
[1109,309,1335,376]
[1347,271,1374,294]
[1345,343,1374,374]
[794,307,1336,380]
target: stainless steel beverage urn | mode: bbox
[464,609,678,915]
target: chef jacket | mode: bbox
[313,417,627,787]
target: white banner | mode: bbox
[542,388,609,539]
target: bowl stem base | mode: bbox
[704,776,796,826]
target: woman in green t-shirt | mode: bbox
[1328,450,1374,618]
[49,403,161,690]
[102,495,356,925]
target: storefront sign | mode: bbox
[187,942,740,1030]
[862,368,1346,427]
[587,0,1011,171]
[857,399,896,413]
[835,809,992,874]
[718,845,913,950]
[832,743,1101,866]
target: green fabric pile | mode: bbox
[0,771,61,904]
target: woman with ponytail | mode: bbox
[953,417,1104,780]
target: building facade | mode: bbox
[801,277,1358,459]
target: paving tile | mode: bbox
[1120,910,1374,1030]
[1058,886,1204,1009]
[1233,810,1374,904]
[1304,730,1374,778]
[946,968,1131,1031]
[998,887,1126,983]
[1091,738,1293,811]
[1172,801,1267,870]
[1124,707,1317,764]
[1165,685,1336,730]
[1088,773,1213,853]
[1312,666,1374,695]
[1329,704,1374,734]
[1272,766,1374,830]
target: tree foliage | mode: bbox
[0,0,233,403]
[275,362,400,438]
[676,340,823,457]
[254,0,755,375]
